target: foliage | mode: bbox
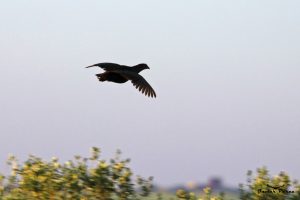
[175,167,300,200]
[0,147,153,200]
[0,148,299,200]
[239,167,300,200]
[175,187,225,200]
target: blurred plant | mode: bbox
[239,167,300,200]
[175,187,224,200]
[1,149,300,200]
[175,167,300,200]
[1,147,153,200]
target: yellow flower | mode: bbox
[72,174,78,180]
[31,165,40,172]
[51,157,58,162]
[10,170,16,176]
[23,164,29,170]
[53,162,60,168]
[119,177,126,184]
[203,187,211,194]
[114,162,124,170]
[37,176,47,182]
[31,191,38,197]
[19,180,24,185]
[123,170,132,178]
[65,161,71,167]
[99,161,108,169]
[90,169,96,175]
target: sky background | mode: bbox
[0,0,299,187]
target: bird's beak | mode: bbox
[85,65,95,68]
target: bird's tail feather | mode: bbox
[96,73,106,82]
[86,65,96,68]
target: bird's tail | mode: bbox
[96,73,106,82]
[86,64,96,68]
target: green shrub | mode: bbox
[239,167,300,200]
[176,167,300,200]
[0,147,153,200]
[175,187,224,200]
[0,148,299,200]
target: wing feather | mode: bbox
[86,62,126,71]
[119,71,156,98]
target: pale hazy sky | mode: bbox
[0,1,299,187]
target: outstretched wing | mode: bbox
[86,62,126,71]
[119,71,156,98]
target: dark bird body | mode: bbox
[86,62,156,98]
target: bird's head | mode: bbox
[134,63,150,73]
[139,63,150,69]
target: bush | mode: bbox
[176,167,300,200]
[0,148,299,200]
[0,147,153,200]
[175,187,225,200]
[239,167,300,200]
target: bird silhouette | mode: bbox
[86,62,156,98]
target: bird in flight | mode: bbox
[86,62,156,98]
